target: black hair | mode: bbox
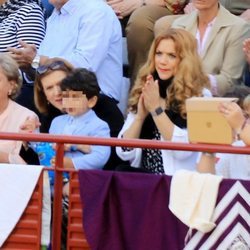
[61,68,101,99]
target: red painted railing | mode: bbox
[0,131,250,250]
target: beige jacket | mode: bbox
[172,5,250,96]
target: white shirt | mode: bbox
[196,18,218,95]
[116,89,212,175]
[38,0,123,101]
[215,140,250,180]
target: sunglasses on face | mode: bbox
[36,61,66,75]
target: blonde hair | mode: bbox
[0,53,22,99]
[128,28,210,118]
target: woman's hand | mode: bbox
[218,101,246,131]
[142,75,162,113]
[19,116,41,133]
[106,0,141,19]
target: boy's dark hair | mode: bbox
[61,68,101,99]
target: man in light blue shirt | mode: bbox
[9,0,123,103]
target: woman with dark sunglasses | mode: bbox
[34,58,74,132]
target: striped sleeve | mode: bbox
[15,3,46,49]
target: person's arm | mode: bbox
[8,40,49,70]
[67,122,111,170]
[218,101,246,131]
[196,152,216,174]
[63,157,74,169]
[0,152,10,163]
[115,112,143,166]
[122,95,148,139]
[213,22,250,96]
[59,7,120,70]
[142,75,174,141]
[240,9,250,22]
[218,101,250,145]
[15,4,45,49]
[239,122,250,145]
[64,144,91,154]
[183,1,196,14]
[8,5,116,71]
[243,38,250,66]
[6,4,45,69]
[0,151,27,164]
[19,116,41,133]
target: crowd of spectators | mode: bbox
[1,0,250,247]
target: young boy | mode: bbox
[49,68,111,171]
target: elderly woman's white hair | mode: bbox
[0,53,22,99]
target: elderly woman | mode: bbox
[0,54,38,164]
[116,28,211,174]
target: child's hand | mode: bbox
[64,144,91,154]
[19,116,40,133]
[64,144,73,152]
[50,156,74,168]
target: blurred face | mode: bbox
[154,38,180,80]
[41,70,67,110]
[63,92,93,117]
[0,67,15,102]
[193,0,219,11]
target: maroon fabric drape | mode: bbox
[78,170,250,250]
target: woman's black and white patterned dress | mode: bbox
[141,128,164,174]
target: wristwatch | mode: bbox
[31,54,40,69]
[151,107,164,117]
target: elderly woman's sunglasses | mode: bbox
[36,61,66,75]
